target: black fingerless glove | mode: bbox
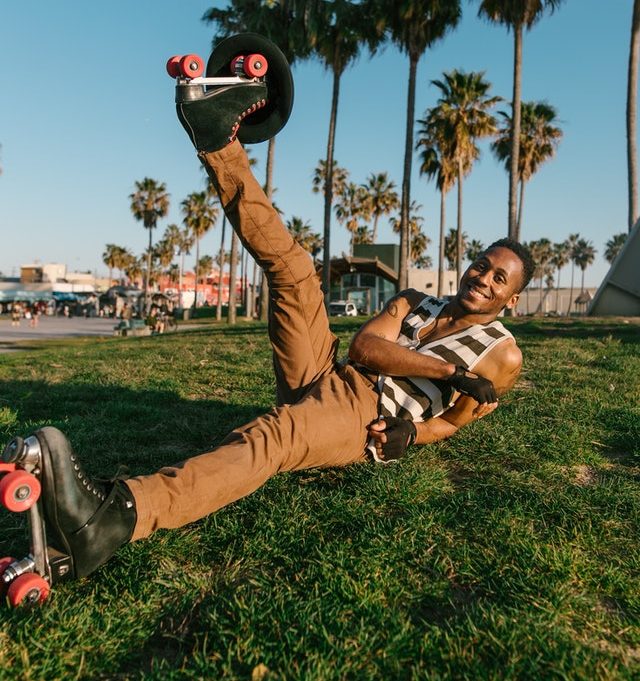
[445,365,497,404]
[378,417,417,461]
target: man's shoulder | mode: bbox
[495,337,522,372]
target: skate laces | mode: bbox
[230,98,267,143]
[73,466,132,533]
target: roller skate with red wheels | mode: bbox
[167,33,294,151]
[1,428,136,607]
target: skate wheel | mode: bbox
[7,573,50,606]
[0,557,17,596]
[206,33,293,144]
[230,55,244,76]
[0,470,41,512]
[179,54,204,79]
[243,53,268,78]
[166,55,182,78]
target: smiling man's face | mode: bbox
[456,246,523,316]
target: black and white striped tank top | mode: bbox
[376,295,514,423]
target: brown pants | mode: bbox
[127,141,378,540]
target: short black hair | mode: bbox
[484,238,535,292]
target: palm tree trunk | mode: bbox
[438,188,446,298]
[259,137,277,321]
[399,54,418,291]
[516,178,525,242]
[372,215,380,244]
[567,262,575,316]
[250,259,258,319]
[216,215,227,321]
[322,67,341,304]
[178,251,184,309]
[228,230,239,325]
[627,0,640,231]
[555,266,562,312]
[145,225,153,313]
[193,239,200,310]
[508,23,523,240]
[455,159,463,285]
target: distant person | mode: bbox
[10,303,21,327]
[5,73,534,583]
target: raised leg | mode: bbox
[202,141,338,405]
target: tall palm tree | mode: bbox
[604,232,628,263]
[162,223,192,308]
[491,100,562,240]
[123,254,144,289]
[360,172,399,243]
[216,215,228,321]
[476,0,565,239]
[573,238,596,294]
[416,112,457,297]
[431,69,500,280]
[334,182,370,255]
[181,191,219,309]
[628,0,640,231]
[129,178,170,311]
[375,0,461,289]
[228,230,240,324]
[196,255,214,295]
[309,0,379,303]
[565,232,580,315]
[550,241,570,313]
[204,0,312,321]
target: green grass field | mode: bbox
[0,317,638,680]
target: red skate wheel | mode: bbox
[179,54,204,79]
[166,55,182,78]
[7,573,50,606]
[0,470,41,512]
[0,557,17,596]
[230,55,244,75]
[243,53,268,78]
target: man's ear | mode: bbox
[505,292,520,310]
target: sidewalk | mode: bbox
[0,316,116,350]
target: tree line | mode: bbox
[104,0,639,321]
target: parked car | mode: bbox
[329,300,358,317]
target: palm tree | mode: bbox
[360,172,399,243]
[162,223,192,308]
[465,239,485,263]
[287,216,323,260]
[444,227,468,271]
[565,232,580,315]
[491,101,562,240]
[129,178,170,311]
[196,255,214,291]
[604,232,628,263]
[309,0,380,303]
[204,0,312,321]
[628,0,640,231]
[573,238,596,294]
[312,160,349,199]
[476,0,565,239]
[228,230,240,324]
[375,0,461,290]
[529,237,553,314]
[390,200,429,267]
[154,239,175,270]
[416,112,457,297]
[103,244,124,286]
[550,241,571,313]
[215,215,228,321]
[334,182,370,255]
[123,254,144,289]
[431,69,500,279]
[181,191,219,309]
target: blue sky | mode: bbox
[0,1,634,287]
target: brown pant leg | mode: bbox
[127,366,377,540]
[201,141,338,405]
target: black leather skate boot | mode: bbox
[33,427,137,578]
[176,80,268,152]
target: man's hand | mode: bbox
[445,366,498,405]
[368,417,417,462]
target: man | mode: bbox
[3,76,534,583]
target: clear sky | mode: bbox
[0,0,634,287]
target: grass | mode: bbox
[0,316,638,680]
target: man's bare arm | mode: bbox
[349,290,456,380]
